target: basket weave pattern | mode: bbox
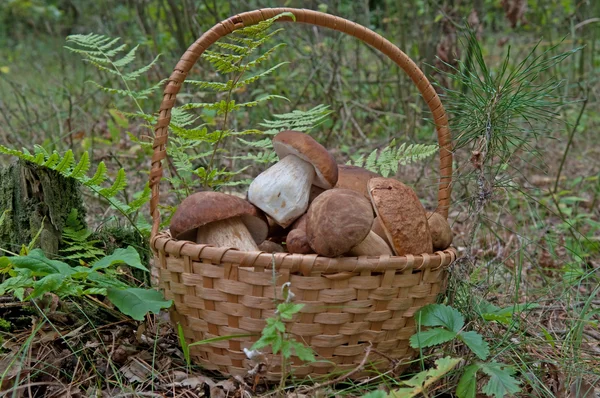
[149,8,455,380]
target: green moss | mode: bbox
[0,160,86,254]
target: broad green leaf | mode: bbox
[91,246,147,272]
[10,249,73,276]
[389,357,461,397]
[276,302,303,319]
[415,304,465,332]
[291,341,315,362]
[106,288,172,320]
[459,331,490,360]
[83,288,107,295]
[29,274,65,299]
[409,328,457,348]
[456,364,480,398]
[480,362,521,398]
[280,339,292,358]
[87,272,130,289]
[272,336,282,354]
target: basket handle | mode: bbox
[149,8,453,238]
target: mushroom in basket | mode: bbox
[169,192,268,251]
[368,177,433,255]
[306,188,392,257]
[247,130,338,228]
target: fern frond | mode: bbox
[349,140,439,177]
[242,44,287,69]
[184,79,232,92]
[85,161,108,187]
[126,183,151,214]
[69,151,91,179]
[236,137,273,148]
[259,105,332,133]
[121,54,161,80]
[213,41,249,54]
[238,61,288,86]
[55,149,75,175]
[235,12,295,38]
[99,168,127,198]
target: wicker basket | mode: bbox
[149,8,455,381]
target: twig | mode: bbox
[294,343,373,395]
[553,94,588,194]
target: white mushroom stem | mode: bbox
[196,217,259,251]
[247,154,315,228]
[347,231,393,256]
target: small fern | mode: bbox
[259,104,332,133]
[349,140,438,177]
[65,33,164,104]
[161,12,296,193]
[60,209,104,262]
[0,144,150,234]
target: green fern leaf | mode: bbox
[85,161,108,186]
[126,183,151,214]
[69,151,91,179]
[238,61,288,86]
[100,168,127,198]
[43,152,61,168]
[55,149,75,175]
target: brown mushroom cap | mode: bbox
[426,211,453,250]
[306,188,374,257]
[273,131,338,189]
[335,164,381,199]
[286,213,313,254]
[286,229,314,254]
[368,178,433,256]
[169,191,268,243]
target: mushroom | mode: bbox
[306,189,389,257]
[334,164,381,200]
[426,211,453,250]
[308,164,381,205]
[258,240,286,253]
[169,192,268,251]
[371,216,391,247]
[346,230,393,256]
[285,214,314,254]
[368,178,433,255]
[247,131,338,228]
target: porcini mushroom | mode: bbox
[285,214,314,254]
[368,178,433,256]
[169,192,268,251]
[306,189,386,257]
[247,131,338,228]
[334,164,381,200]
[426,211,453,250]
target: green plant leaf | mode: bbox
[415,304,465,332]
[456,364,480,398]
[106,288,172,320]
[291,340,315,362]
[276,302,304,319]
[409,328,457,348]
[10,249,73,276]
[91,246,147,271]
[480,362,521,398]
[388,357,461,397]
[28,274,66,299]
[458,331,490,360]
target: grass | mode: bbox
[0,1,599,396]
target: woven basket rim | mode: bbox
[152,230,457,274]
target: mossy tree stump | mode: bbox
[0,160,86,255]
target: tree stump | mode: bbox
[0,160,86,255]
